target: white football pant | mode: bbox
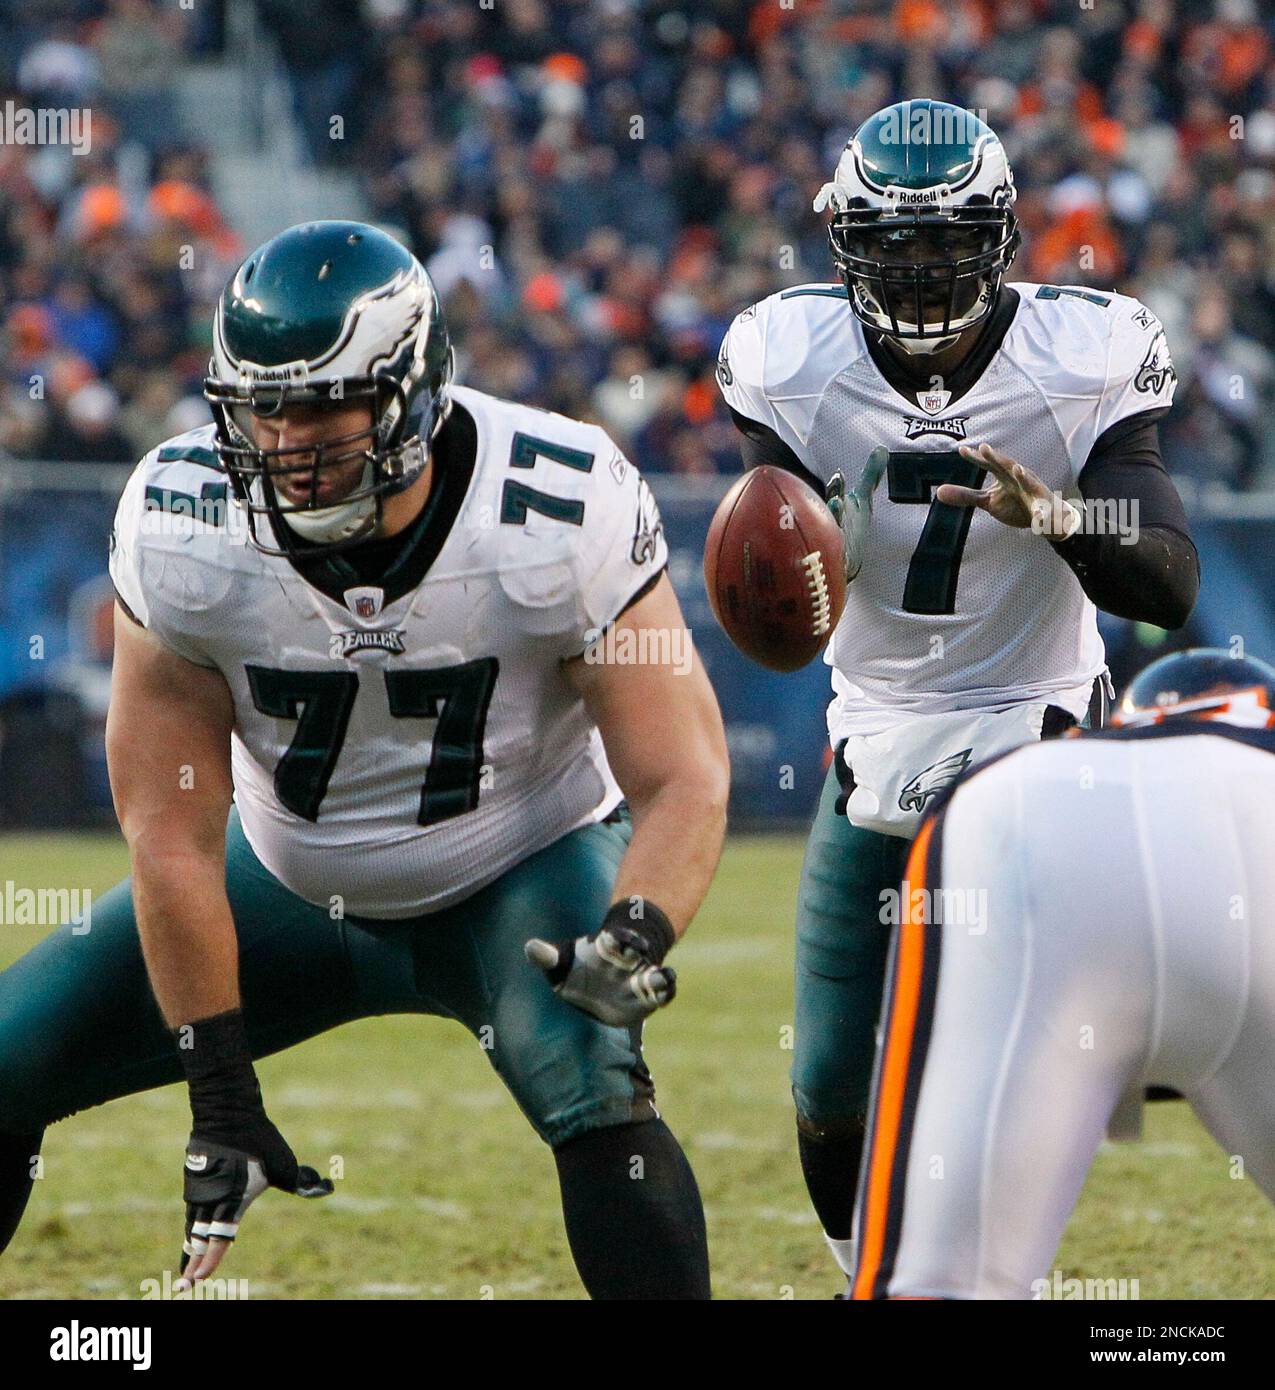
[851,730,1275,1299]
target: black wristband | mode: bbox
[601,899,676,964]
[173,1009,264,1137]
[173,1008,252,1080]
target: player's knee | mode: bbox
[792,1036,875,1132]
[0,1051,49,1135]
[518,1026,657,1144]
[0,990,68,1133]
[495,1035,656,1149]
[792,1078,869,1139]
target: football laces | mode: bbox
[801,550,833,637]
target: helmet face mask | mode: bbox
[204,221,454,559]
[815,100,1021,352]
[832,206,1017,344]
[207,377,425,555]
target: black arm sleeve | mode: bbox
[727,406,825,494]
[1048,409,1199,630]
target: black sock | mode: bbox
[0,1129,44,1255]
[553,1119,710,1299]
[797,1116,866,1240]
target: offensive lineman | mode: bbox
[716,99,1200,1285]
[851,649,1275,1299]
[0,221,728,1299]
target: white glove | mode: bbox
[525,924,676,1027]
[825,447,888,583]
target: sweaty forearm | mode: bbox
[129,844,240,1026]
[611,775,728,938]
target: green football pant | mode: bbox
[0,807,656,1149]
[792,763,910,1130]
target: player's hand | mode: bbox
[171,1009,332,1289]
[939,442,1083,540]
[526,912,677,1027]
[178,1119,332,1288]
[826,446,888,582]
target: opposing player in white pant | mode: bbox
[850,647,1275,1300]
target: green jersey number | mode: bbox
[1034,284,1111,308]
[246,659,499,825]
[385,661,499,825]
[499,432,594,528]
[244,666,358,822]
[886,450,986,616]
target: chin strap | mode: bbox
[267,460,378,546]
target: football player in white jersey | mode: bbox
[716,99,1200,1285]
[0,222,729,1298]
[851,649,1275,1299]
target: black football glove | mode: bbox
[526,900,678,1027]
[174,1010,332,1285]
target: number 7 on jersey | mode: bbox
[886,450,986,616]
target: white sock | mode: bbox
[824,1232,858,1278]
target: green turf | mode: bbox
[0,831,1271,1299]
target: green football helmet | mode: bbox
[204,220,454,557]
[814,99,1020,353]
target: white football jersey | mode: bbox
[109,385,668,918]
[717,282,1177,742]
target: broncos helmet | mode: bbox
[1112,648,1275,730]
[204,220,454,557]
[814,99,1020,354]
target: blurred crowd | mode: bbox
[0,0,237,470]
[1,0,1274,491]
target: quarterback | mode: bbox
[852,650,1275,1299]
[716,100,1200,1286]
[0,221,728,1298]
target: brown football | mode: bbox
[703,465,846,673]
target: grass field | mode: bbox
[0,830,1272,1300]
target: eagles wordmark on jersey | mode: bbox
[719,276,1176,740]
[716,98,1197,1296]
[0,221,722,1302]
[110,384,668,918]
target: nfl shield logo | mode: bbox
[345,586,385,620]
[917,387,952,415]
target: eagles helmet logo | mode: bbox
[813,99,1020,355]
[899,747,974,813]
[204,221,455,560]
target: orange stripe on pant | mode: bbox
[851,814,935,1300]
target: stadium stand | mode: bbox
[1,0,1273,824]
